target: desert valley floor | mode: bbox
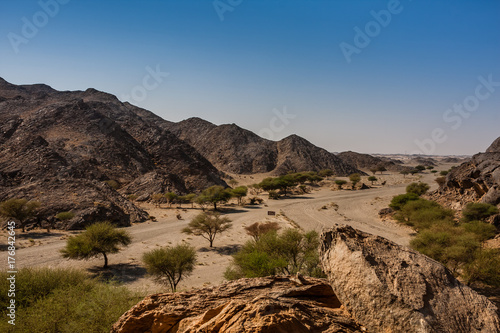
[0,166,445,294]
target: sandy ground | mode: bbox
[0,167,443,294]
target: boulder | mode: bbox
[111,276,365,333]
[320,225,500,333]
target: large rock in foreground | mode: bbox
[320,225,500,333]
[111,276,364,333]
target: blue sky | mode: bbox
[1,0,499,155]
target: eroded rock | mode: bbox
[320,225,500,333]
[111,276,364,333]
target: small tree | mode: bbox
[60,222,131,268]
[406,182,430,196]
[368,176,378,185]
[335,179,347,189]
[377,166,387,174]
[228,179,238,187]
[440,170,449,176]
[244,221,281,241]
[370,168,378,175]
[151,193,164,208]
[231,186,248,205]
[415,165,426,172]
[201,185,232,210]
[182,212,232,247]
[179,193,197,208]
[400,170,409,178]
[0,198,40,232]
[142,244,197,292]
[462,203,499,222]
[349,173,361,189]
[164,192,178,208]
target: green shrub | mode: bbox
[462,220,497,242]
[104,180,120,190]
[405,182,430,196]
[461,202,499,222]
[394,198,454,230]
[55,211,75,221]
[462,249,500,287]
[389,193,420,211]
[225,229,325,280]
[0,268,140,333]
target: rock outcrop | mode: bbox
[320,225,500,333]
[431,136,500,210]
[165,117,364,176]
[111,276,364,333]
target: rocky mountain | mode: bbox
[165,117,364,176]
[113,225,500,332]
[0,78,226,229]
[337,151,405,172]
[431,136,500,212]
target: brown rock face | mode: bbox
[111,276,364,333]
[0,78,226,229]
[337,151,404,172]
[320,225,500,333]
[431,136,500,209]
[165,118,364,176]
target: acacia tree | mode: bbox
[164,192,178,208]
[368,176,378,185]
[231,186,248,205]
[60,221,131,268]
[182,212,232,247]
[335,179,347,189]
[143,244,197,292]
[0,198,40,232]
[201,185,232,210]
[349,173,361,189]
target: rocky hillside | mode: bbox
[113,225,500,332]
[0,78,226,229]
[337,151,404,172]
[165,117,364,176]
[431,136,500,211]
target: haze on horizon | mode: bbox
[0,0,499,156]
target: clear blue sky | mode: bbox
[1,0,499,155]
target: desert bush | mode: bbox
[435,176,446,186]
[462,249,500,287]
[0,267,139,333]
[61,221,132,268]
[55,211,75,221]
[389,193,420,211]
[394,199,454,229]
[244,221,281,241]
[406,182,430,196]
[0,198,41,232]
[335,179,347,189]
[231,186,248,205]
[104,180,120,190]
[268,190,280,200]
[143,244,197,292]
[440,170,449,176]
[368,176,377,185]
[127,194,138,201]
[224,229,324,280]
[462,220,497,242]
[461,202,499,222]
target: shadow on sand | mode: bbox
[199,244,241,256]
[88,263,148,284]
